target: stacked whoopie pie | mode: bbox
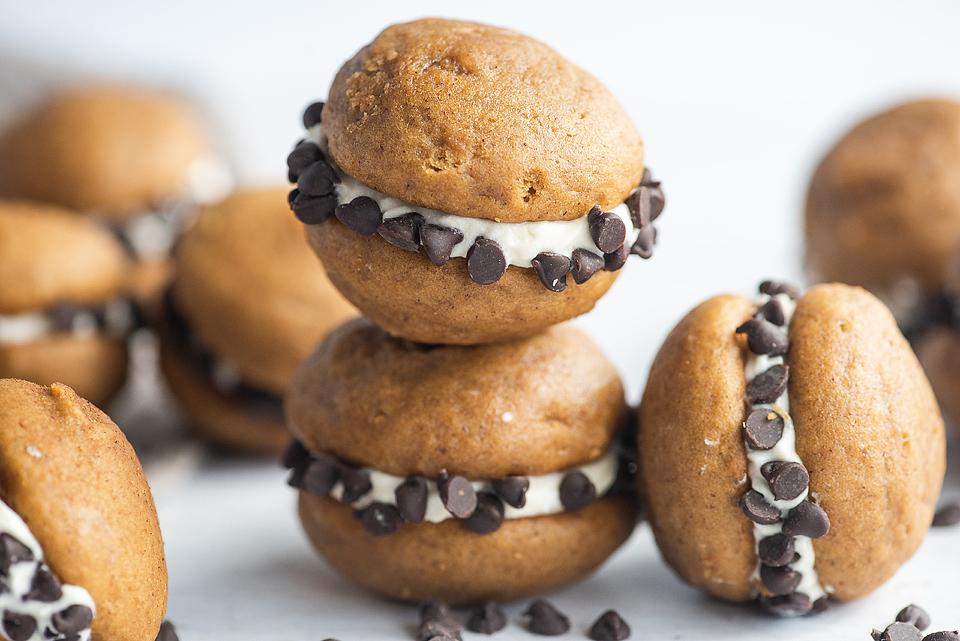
[281,18,663,604]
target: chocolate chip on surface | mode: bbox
[559,471,597,511]
[155,620,180,641]
[570,249,605,284]
[466,602,507,635]
[0,533,34,572]
[335,196,383,236]
[882,622,923,641]
[523,599,570,636]
[811,597,831,614]
[280,440,310,470]
[923,633,960,641]
[736,318,789,357]
[758,298,787,326]
[739,489,781,525]
[420,224,464,266]
[932,500,960,527]
[743,409,785,450]
[286,142,323,180]
[438,474,478,519]
[760,280,801,300]
[25,563,62,602]
[630,224,656,259]
[417,619,463,641]
[782,500,830,538]
[338,464,373,503]
[758,533,796,567]
[760,564,803,595]
[359,502,403,536]
[492,476,530,508]
[378,213,424,252]
[52,605,93,635]
[897,605,932,631]
[761,461,810,501]
[2,611,37,641]
[466,238,507,285]
[302,101,325,129]
[603,244,629,271]
[297,160,337,197]
[762,592,813,617]
[746,364,790,404]
[419,600,461,632]
[395,476,429,523]
[588,207,627,253]
[463,493,505,534]
[531,252,571,292]
[588,610,631,641]
[291,192,337,224]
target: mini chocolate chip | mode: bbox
[897,605,932,631]
[438,474,477,519]
[811,596,831,614]
[291,454,339,496]
[2,611,37,641]
[923,633,960,641]
[760,280,801,300]
[286,142,323,179]
[26,564,62,602]
[417,619,462,641]
[531,252,571,292]
[280,440,310,469]
[736,319,789,357]
[761,461,810,501]
[420,224,464,266]
[338,465,372,503]
[739,489,781,525]
[359,502,403,536]
[882,622,923,641]
[758,533,796,567]
[419,600,461,631]
[492,476,529,508]
[760,564,802,595]
[588,610,631,641]
[743,409,785,450]
[588,207,627,253]
[466,238,506,285]
[762,592,812,617]
[630,223,656,259]
[570,249,605,284]
[466,602,506,635]
[335,196,382,236]
[395,476,429,523]
[559,471,596,511]
[302,101,325,129]
[52,606,93,635]
[0,533,34,573]
[463,493,504,534]
[377,213,424,252]
[297,160,337,196]
[291,192,337,224]
[746,364,790,404]
[156,620,180,641]
[782,500,830,538]
[933,500,960,527]
[523,599,570,636]
[758,298,787,326]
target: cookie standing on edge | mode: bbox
[285,18,665,345]
[159,188,356,455]
[638,282,945,615]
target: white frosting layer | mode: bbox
[744,293,828,605]
[329,448,620,522]
[306,126,639,269]
[0,498,95,641]
[0,300,135,346]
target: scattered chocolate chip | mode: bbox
[758,298,787,326]
[463,493,504,534]
[492,476,530,508]
[570,249,605,284]
[52,605,93,635]
[419,600,461,631]
[466,602,507,635]
[0,533,34,573]
[811,597,831,614]
[25,563,62,602]
[291,191,337,224]
[761,461,810,501]
[291,454,339,496]
[923,633,960,641]
[523,599,570,636]
[378,213,424,252]
[420,224,464,266]
[898,605,932,631]
[762,592,812,617]
[359,502,403,536]
[531,252,571,292]
[588,207,627,253]
[559,471,596,511]
[603,244,629,271]
[297,160,337,196]
[286,142,323,180]
[882,622,923,641]
[630,224,656,259]
[156,620,180,641]
[438,474,477,519]
[588,610,631,641]
[466,238,507,285]
[743,408,785,450]
[782,500,830,539]
[417,619,462,641]
[395,476,429,523]
[2,611,37,641]
[760,563,802,595]
[933,501,960,527]
[736,319,789,357]
[302,101,325,129]
[280,440,310,469]
[335,196,383,236]
[739,489,781,525]
[760,281,801,300]
[338,465,373,503]
[758,533,796,567]
[746,364,790,405]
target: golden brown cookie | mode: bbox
[639,282,944,614]
[0,379,167,641]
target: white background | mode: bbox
[1,2,959,640]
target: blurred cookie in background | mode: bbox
[159,187,355,455]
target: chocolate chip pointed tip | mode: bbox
[466,602,507,635]
[588,610,631,641]
[335,196,383,236]
[420,224,464,266]
[782,500,830,539]
[378,213,424,253]
[897,604,932,631]
[155,621,180,641]
[302,101,325,129]
[492,476,529,508]
[523,599,570,636]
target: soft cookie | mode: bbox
[285,18,665,344]
[638,282,944,615]
[284,320,637,604]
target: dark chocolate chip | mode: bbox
[762,592,813,617]
[637,169,666,221]
[466,238,506,285]
[395,476,429,523]
[291,192,337,224]
[52,606,93,635]
[338,465,373,503]
[588,610,631,641]
[280,440,310,469]
[882,622,923,641]
[523,599,570,636]
[26,564,62,602]
[746,364,790,404]
[297,160,337,196]
[758,533,796,567]
[739,489,781,525]
[359,502,403,536]
[0,533,34,573]
[897,605,932,631]
[531,252,571,292]
[156,620,180,641]
[811,596,831,614]
[335,196,382,236]
[419,600,461,631]
[923,633,960,641]
[743,408,785,450]
[559,471,596,511]
[437,474,477,519]
[466,602,506,635]
[933,500,960,527]
[463,493,504,534]
[758,298,787,326]
[761,461,810,501]
[417,619,462,641]
[420,224,464,266]
[570,249,605,284]
[760,280,801,300]
[291,454,339,496]
[377,213,424,252]
[286,142,323,179]
[782,500,830,538]
[630,223,656,259]
[603,244,629,271]
[626,187,650,228]
[588,207,627,253]
[2,611,37,641]
[302,101,325,129]
[736,319,789,357]
[760,564,802,595]
[492,476,529,509]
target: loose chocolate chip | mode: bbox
[923,633,960,641]
[782,500,830,539]
[762,592,813,617]
[492,476,530,508]
[739,489,781,525]
[280,440,310,469]
[291,454,339,496]
[466,238,507,285]
[420,224,464,266]
[897,605,932,631]
[588,610,631,641]
[743,409,785,450]
[933,500,960,527]
[417,619,462,641]
[588,207,627,253]
[2,611,37,641]
[736,319,789,357]
[559,471,596,511]
[630,223,656,259]
[882,622,923,641]
[0,533,34,573]
[419,600,461,631]
[463,493,504,534]
[523,599,570,636]
[302,101,325,129]
[531,252,571,292]
[811,597,831,614]
[758,298,787,326]
[52,605,93,635]
[761,461,810,501]
[603,244,629,271]
[438,474,478,519]
[359,502,403,536]
[395,476,429,523]
[26,563,62,602]
[297,160,337,196]
[760,280,801,300]
[760,564,802,595]
[466,602,507,635]
[338,465,373,503]
[746,364,790,406]
[291,192,337,224]
[378,213,424,252]
[335,196,383,236]
[286,142,323,179]
[758,533,796,567]
[570,249,605,284]
[156,621,180,641]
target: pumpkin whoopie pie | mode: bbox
[638,281,945,616]
[285,18,665,345]
[0,201,135,406]
[284,319,637,604]
[159,187,355,455]
[0,379,167,641]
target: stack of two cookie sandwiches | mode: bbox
[280,18,665,604]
